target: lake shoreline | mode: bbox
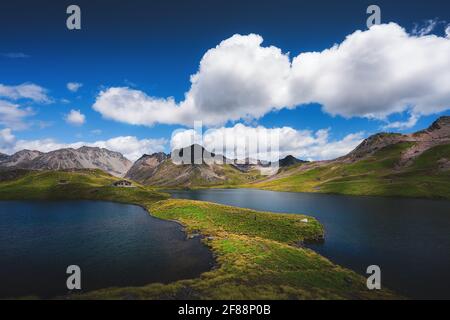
[0,199,215,299]
[0,170,401,300]
[163,185,450,201]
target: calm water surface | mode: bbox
[0,200,214,298]
[170,189,450,299]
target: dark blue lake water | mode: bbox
[0,200,214,299]
[170,189,450,300]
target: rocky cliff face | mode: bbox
[125,152,169,183]
[0,147,132,177]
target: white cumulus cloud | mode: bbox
[171,123,364,161]
[0,131,167,161]
[289,23,450,119]
[0,100,34,130]
[67,82,83,92]
[0,83,51,103]
[92,23,450,127]
[93,87,181,126]
[65,109,86,126]
[382,113,420,130]
[0,128,16,154]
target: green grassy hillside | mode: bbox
[250,143,450,199]
[0,169,168,204]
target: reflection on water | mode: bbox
[170,189,450,299]
[0,200,214,298]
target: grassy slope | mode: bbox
[0,169,168,205]
[80,200,398,300]
[0,169,399,299]
[250,143,450,199]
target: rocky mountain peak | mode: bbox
[77,146,101,152]
[430,116,450,130]
[0,149,43,167]
[0,152,9,162]
[0,147,132,177]
[413,116,450,139]
[171,144,220,165]
[125,152,170,182]
[279,155,306,167]
[345,133,405,161]
[344,116,450,163]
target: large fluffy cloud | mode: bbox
[93,87,181,126]
[289,23,450,119]
[0,131,167,161]
[93,23,450,127]
[171,123,364,161]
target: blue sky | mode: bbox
[0,0,449,160]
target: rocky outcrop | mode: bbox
[343,116,450,165]
[344,133,408,161]
[125,152,169,182]
[0,150,43,168]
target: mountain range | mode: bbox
[0,146,132,177]
[1,116,449,196]
[124,144,304,187]
[251,116,450,198]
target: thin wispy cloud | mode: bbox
[412,18,440,36]
[0,100,34,130]
[382,114,420,131]
[1,52,30,59]
[0,83,51,104]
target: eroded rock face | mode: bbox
[414,116,450,138]
[344,133,408,162]
[343,116,450,165]
[125,152,169,182]
[0,150,43,168]
[0,147,132,177]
